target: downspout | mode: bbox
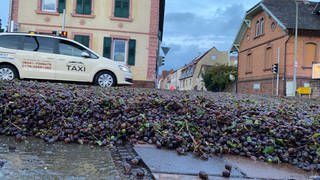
[283,35,290,96]
[236,53,239,93]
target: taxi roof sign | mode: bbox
[28,31,37,35]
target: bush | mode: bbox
[202,65,237,92]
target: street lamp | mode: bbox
[293,0,299,96]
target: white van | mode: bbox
[0,33,133,87]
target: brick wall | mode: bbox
[238,77,285,96]
[11,0,19,22]
[132,80,155,88]
[147,0,160,81]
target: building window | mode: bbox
[76,0,92,15]
[74,35,90,48]
[246,53,253,73]
[271,22,276,31]
[114,0,130,18]
[103,37,136,65]
[113,39,127,62]
[304,43,317,67]
[255,17,264,37]
[255,20,260,37]
[260,18,264,34]
[42,0,57,12]
[265,47,273,69]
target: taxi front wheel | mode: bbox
[0,65,19,81]
[94,71,116,88]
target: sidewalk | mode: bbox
[134,145,316,180]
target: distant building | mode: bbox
[158,69,173,89]
[229,56,238,66]
[159,47,229,91]
[231,0,320,97]
[8,0,165,88]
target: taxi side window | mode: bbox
[58,40,84,57]
[0,35,23,50]
[23,36,56,53]
[58,39,98,59]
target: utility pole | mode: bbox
[293,0,299,96]
[276,47,280,96]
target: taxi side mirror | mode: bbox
[81,51,90,58]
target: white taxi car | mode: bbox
[0,32,133,87]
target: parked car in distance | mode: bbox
[0,32,133,87]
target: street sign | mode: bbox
[296,87,311,95]
[161,47,170,56]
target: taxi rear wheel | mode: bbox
[0,65,18,81]
[94,71,116,88]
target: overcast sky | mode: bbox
[160,0,261,72]
[0,0,262,72]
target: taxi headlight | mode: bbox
[119,65,130,72]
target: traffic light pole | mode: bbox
[276,47,280,96]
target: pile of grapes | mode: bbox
[0,81,319,172]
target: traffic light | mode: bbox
[59,31,68,37]
[0,19,3,33]
[272,63,278,74]
[159,56,165,66]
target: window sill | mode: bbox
[302,66,312,69]
[110,16,133,22]
[71,13,96,18]
[263,68,271,72]
[253,33,265,39]
[245,72,253,75]
[35,10,60,16]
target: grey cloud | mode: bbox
[160,1,260,73]
[164,4,246,38]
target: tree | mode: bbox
[202,65,237,92]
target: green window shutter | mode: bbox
[74,35,90,48]
[74,35,82,44]
[103,37,112,59]
[127,39,136,66]
[58,0,66,13]
[122,0,130,18]
[114,0,129,18]
[76,0,83,14]
[84,0,92,15]
[82,36,90,47]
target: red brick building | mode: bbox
[231,0,320,97]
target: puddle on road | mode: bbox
[225,155,317,180]
[0,136,120,180]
